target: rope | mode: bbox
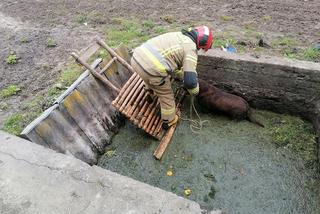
[181,96,209,133]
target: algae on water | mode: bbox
[98,103,320,214]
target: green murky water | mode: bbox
[98,101,320,214]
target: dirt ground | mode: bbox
[0,0,320,128]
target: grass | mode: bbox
[75,13,87,24]
[2,114,24,135]
[20,37,30,43]
[2,94,45,135]
[47,38,57,47]
[279,46,320,62]
[220,15,233,22]
[303,47,320,62]
[58,63,83,86]
[2,97,43,135]
[41,63,83,108]
[161,15,176,24]
[0,102,10,111]
[272,37,298,47]
[0,85,21,98]
[154,26,166,34]
[74,11,106,25]
[6,54,18,64]
[268,114,317,168]
[282,48,299,59]
[105,18,151,48]
[105,18,190,49]
[262,15,272,22]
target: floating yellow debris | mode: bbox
[184,188,191,196]
[166,169,173,176]
[105,150,116,158]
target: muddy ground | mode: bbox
[1,0,320,128]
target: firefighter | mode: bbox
[131,26,213,129]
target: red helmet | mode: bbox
[193,26,213,51]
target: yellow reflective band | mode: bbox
[161,45,182,56]
[161,107,175,115]
[175,69,183,74]
[162,47,182,56]
[186,55,197,62]
[141,47,167,73]
[186,56,197,65]
[188,86,199,95]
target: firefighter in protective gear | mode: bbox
[131,26,213,129]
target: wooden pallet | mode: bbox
[112,72,185,141]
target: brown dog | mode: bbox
[197,79,264,127]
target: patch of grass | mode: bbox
[220,15,233,22]
[161,15,176,24]
[75,13,87,24]
[21,37,30,43]
[42,88,63,109]
[2,97,44,136]
[21,95,43,111]
[268,115,317,168]
[142,20,155,30]
[75,12,106,25]
[41,63,83,108]
[154,26,166,34]
[46,38,57,47]
[262,15,272,22]
[243,21,256,31]
[5,54,18,64]
[282,48,299,59]
[58,63,82,86]
[2,114,24,135]
[106,18,157,48]
[0,85,21,98]
[303,47,320,62]
[211,36,237,49]
[88,11,106,25]
[0,102,10,111]
[87,48,111,64]
[272,37,297,47]
[245,29,263,39]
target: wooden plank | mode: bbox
[34,109,97,164]
[95,37,134,73]
[54,58,102,104]
[153,111,180,160]
[113,45,132,86]
[79,41,101,62]
[61,89,109,153]
[71,52,120,93]
[76,74,119,137]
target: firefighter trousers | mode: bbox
[131,58,176,123]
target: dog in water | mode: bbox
[197,79,264,127]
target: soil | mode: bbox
[1,0,320,126]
